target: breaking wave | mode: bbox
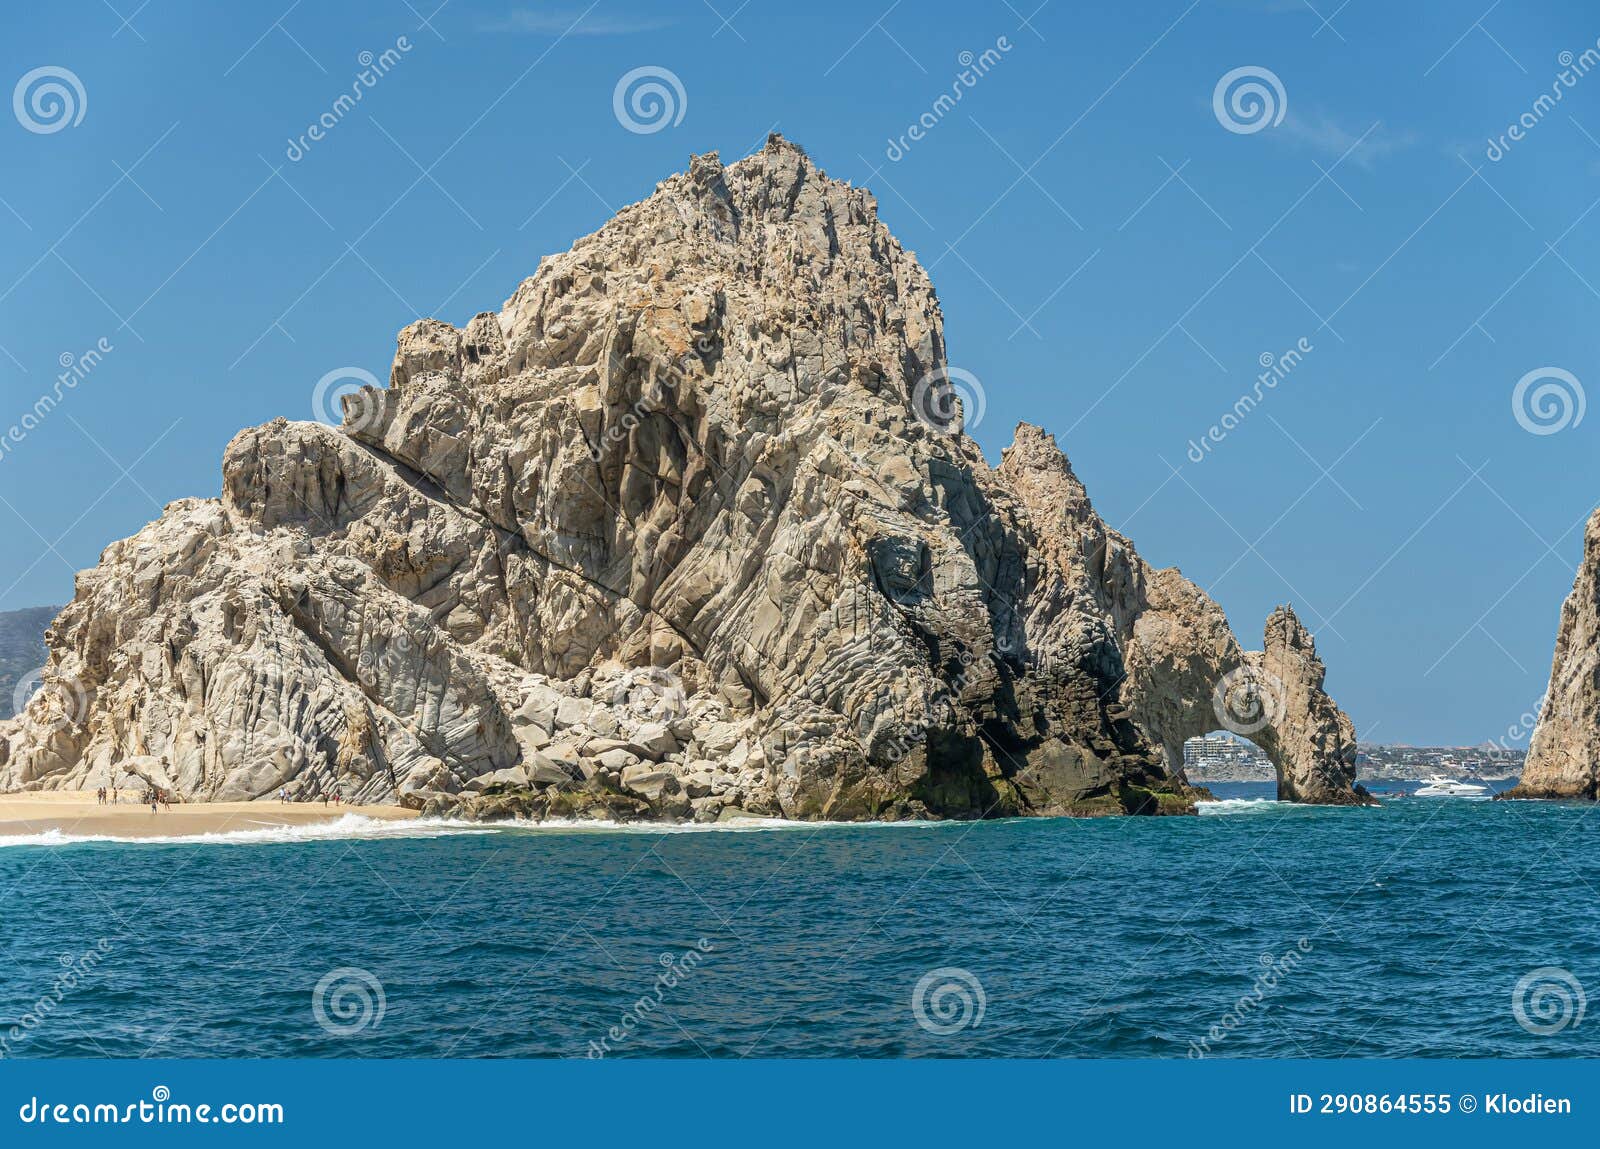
[0,814,494,848]
[481,815,950,835]
[1195,797,1290,816]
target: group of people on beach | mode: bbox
[277,786,344,806]
[93,785,173,811]
[90,783,347,808]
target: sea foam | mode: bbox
[0,813,494,848]
[1195,797,1290,816]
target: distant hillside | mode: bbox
[0,606,57,720]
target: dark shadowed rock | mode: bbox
[0,137,1367,818]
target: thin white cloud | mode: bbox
[1276,112,1417,169]
[483,9,675,35]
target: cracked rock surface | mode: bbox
[0,136,1367,820]
[1505,508,1600,801]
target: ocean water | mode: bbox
[3,780,1596,1058]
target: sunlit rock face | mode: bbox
[1507,509,1600,801]
[0,136,1366,819]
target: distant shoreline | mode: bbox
[1187,770,1522,784]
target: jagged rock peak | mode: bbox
[0,139,1368,820]
[1505,507,1600,800]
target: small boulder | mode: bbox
[620,764,681,802]
[627,722,679,760]
[597,747,639,771]
[465,765,530,793]
[555,695,594,729]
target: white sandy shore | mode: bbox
[0,790,416,840]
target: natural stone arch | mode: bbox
[0,140,1373,820]
[998,425,1370,807]
[1122,601,1368,805]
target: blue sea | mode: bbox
[3,780,1596,1059]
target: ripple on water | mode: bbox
[1,796,1593,1057]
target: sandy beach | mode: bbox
[0,790,416,840]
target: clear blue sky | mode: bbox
[2,1,1596,748]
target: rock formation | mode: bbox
[0,136,1368,820]
[1504,508,1600,800]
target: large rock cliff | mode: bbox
[0,136,1368,819]
[1504,508,1600,800]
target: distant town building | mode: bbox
[1183,735,1270,772]
[1182,736,1525,782]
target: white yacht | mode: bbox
[1413,774,1490,798]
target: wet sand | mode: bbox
[0,790,416,839]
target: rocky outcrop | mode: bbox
[0,136,1368,819]
[1503,508,1600,800]
[997,426,1367,806]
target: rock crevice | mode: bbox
[1505,508,1600,800]
[0,136,1367,819]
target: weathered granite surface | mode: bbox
[1504,508,1600,800]
[0,136,1368,820]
